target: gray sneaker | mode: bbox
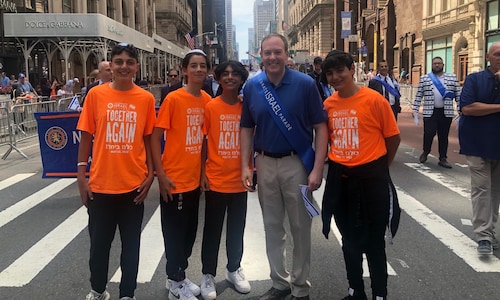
[477,240,493,255]
[86,290,110,300]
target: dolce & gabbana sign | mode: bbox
[0,0,17,13]
[25,21,84,29]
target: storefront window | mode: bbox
[488,0,499,30]
[62,0,75,13]
[87,0,97,13]
[425,37,453,73]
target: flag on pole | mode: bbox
[205,35,212,46]
[184,31,195,49]
[68,95,80,111]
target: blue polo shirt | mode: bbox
[459,68,500,160]
[241,69,327,153]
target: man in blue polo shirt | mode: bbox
[459,41,500,256]
[240,33,328,300]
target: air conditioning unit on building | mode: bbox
[377,0,388,8]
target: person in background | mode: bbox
[1,72,10,90]
[412,56,460,169]
[286,58,296,70]
[368,60,402,120]
[459,41,500,256]
[81,61,112,106]
[40,78,52,100]
[321,50,401,300]
[77,42,156,300]
[240,33,328,300]
[160,69,181,103]
[199,60,250,300]
[151,49,212,300]
[17,73,38,97]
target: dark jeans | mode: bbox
[88,191,144,298]
[201,191,248,276]
[422,108,452,160]
[160,188,200,282]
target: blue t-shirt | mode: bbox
[459,68,500,160]
[1,76,9,88]
[241,68,327,153]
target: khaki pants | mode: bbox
[256,154,312,297]
[467,156,500,241]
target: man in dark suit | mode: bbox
[81,61,112,106]
[368,60,401,120]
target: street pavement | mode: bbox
[1,111,500,299]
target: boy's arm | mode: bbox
[77,131,93,207]
[385,134,401,166]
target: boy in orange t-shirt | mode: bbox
[77,43,156,300]
[321,50,401,300]
[151,49,212,300]
[199,61,251,300]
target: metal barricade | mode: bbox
[142,85,163,106]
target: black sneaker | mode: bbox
[438,159,452,169]
[419,153,428,163]
[477,240,493,255]
[259,287,291,300]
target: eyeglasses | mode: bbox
[169,74,179,78]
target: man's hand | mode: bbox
[241,167,255,192]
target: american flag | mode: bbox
[184,31,195,49]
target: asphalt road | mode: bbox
[1,112,500,299]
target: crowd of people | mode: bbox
[69,34,498,300]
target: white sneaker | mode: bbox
[183,278,201,296]
[200,273,217,300]
[86,290,110,300]
[119,297,136,300]
[225,267,251,294]
[168,281,198,300]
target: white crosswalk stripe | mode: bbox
[314,182,398,277]
[1,161,499,290]
[0,173,35,191]
[0,207,88,287]
[0,178,75,228]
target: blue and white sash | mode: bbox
[428,72,455,99]
[374,76,401,98]
[255,72,315,174]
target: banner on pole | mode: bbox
[341,11,352,39]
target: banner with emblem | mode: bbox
[35,111,89,178]
[35,109,162,178]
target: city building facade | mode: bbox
[0,0,193,87]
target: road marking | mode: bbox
[241,191,269,281]
[0,178,75,228]
[0,207,87,287]
[110,206,164,283]
[404,163,470,199]
[397,187,500,272]
[0,173,36,191]
[461,219,473,226]
[314,182,397,277]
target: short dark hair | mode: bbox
[321,50,354,82]
[214,60,249,83]
[314,56,323,64]
[111,43,139,61]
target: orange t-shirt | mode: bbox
[76,84,157,193]
[156,88,212,193]
[324,86,400,167]
[202,97,245,193]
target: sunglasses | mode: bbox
[169,74,179,78]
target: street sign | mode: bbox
[348,35,358,42]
